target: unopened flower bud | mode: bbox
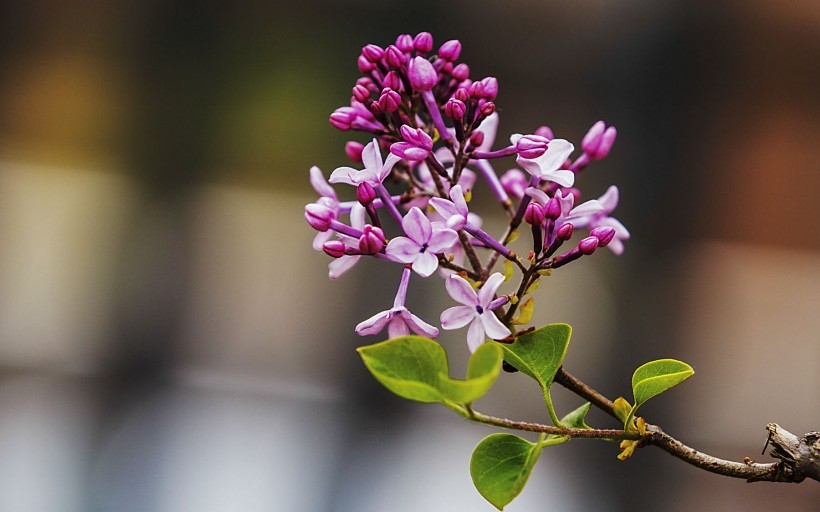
[352,84,370,103]
[356,182,377,205]
[358,225,386,254]
[516,134,550,159]
[534,125,554,140]
[479,77,498,100]
[305,203,337,231]
[582,121,617,160]
[469,81,484,99]
[378,88,402,112]
[479,101,496,117]
[445,98,466,121]
[413,32,433,52]
[391,125,434,162]
[524,202,546,225]
[452,63,470,81]
[579,236,599,255]
[323,240,347,258]
[382,71,401,91]
[454,87,470,102]
[469,131,485,149]
[438,39,462,61]
[590,226,616,247]
[408,56,437,92]
[545,197,562,220]
[395,33,414,52]
[362,44,384,63]
[345,141,364,163]
[500,168,528,198]
[384,45,406,68]
[557,222,574,240]
[329,107,355,131]
[357,55,375,74]
[369,101,383,117]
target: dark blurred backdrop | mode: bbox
[0,1,819,511]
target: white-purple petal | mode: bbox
[479,312,512,341]
[328,255,360,280]
[361,139,382,172]
[412,250,440,277]
[385,237,421,263]
[310,166,336,198]
[328,166,359,185]
[445,274,479,306]
[355,309,392,335]
[466,318,486,353]
[440,305,477,330]
[400,310,440,338]
[402,207,432,245]
[426,228,459,253]
[387,316,410,338]
[477,272,506,308]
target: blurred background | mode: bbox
[1,1,819,510]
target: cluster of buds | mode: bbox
[306,32,629,352]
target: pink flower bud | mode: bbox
[408,56,437,91]
[479,101,495,116]
[579,236,599,255]
[362,44,384,63]
[382,71,401,91]
[524,202,546,225]
[545,197,562,220]
[479,77,498,100]
[378,88,401,113]
[452,63,470,81]
[413,32,433,52]
[557,222,574,240]
[385,45,406,68]
[469,81,484,99]
[516,135,550,159]
[454,87,470,102]
[590,226,616,247]
[500,169,528,198]
[329,107,355,131]
[352,84,370,103]
[345,141,364,163]
[395,34,414,52]
[438,39,462,61]
[469,131,484,148]
[357,55,375,74]
[323,240,347,258]
[358,225,385,254]
[305,203,337,231]
[445,98,466,121]
[582,121,617,160]
[357,182,377,205]
[534,125,554,140]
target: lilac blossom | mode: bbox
[516,138,576,187]
[356,267,439,339]
[329,139,400,187]
[307,166,340,251]
[385,207,459,277]
[569,185,630,254]
[327,204,366,280]
[429,184,469,230]
[440,273,511,352]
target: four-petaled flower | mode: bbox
[329,138,401,187]
[440,273,511,352]
[569,185,630,255]
[386,207,459,277]
[429,184,469,230]
[515,137,576,187]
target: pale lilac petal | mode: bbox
[379,153,402,182]
[597,216,630,239]
[445,274,478,306]
[466,318,486,352]
[387,316,410,338]
[411,250,439,277]
[400,310,440,338]
[310,166,336,198]
[479,313,511,341]
[474,112,499,152]
[385,237,421,263]
[328,255,360,280]
[546,169,576,188]
[457,169,476,190]
[606,238,625,255]
[599,185,619,212]
[525,187,549,206]
[361,139,383,172]
[312,230,333,252]
[349,203,366,230]
[402,207,432,245]
[429,197,460,220]
[537,139,574,173]
[426,228,459,253]
[477,272,506,308]
[441,305,476,330]
[328,166,359,185]
[355,309,392,335]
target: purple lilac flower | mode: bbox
[428,184,469,230]
[440,273,511,352]
[355,267,439,339]
[569,185,630,254]
[329,139,400,187]
[327,204,366,280]
[516,139,576,187]
[385,207,459,277]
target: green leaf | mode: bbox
[357,336,448,403]
[544,402,593,446]
[500,323,572,425]
[470,433,543,510]
[438,342,503,404]
[631,358,694,407]
[357,336,503,405]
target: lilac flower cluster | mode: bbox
[306,32,629,352]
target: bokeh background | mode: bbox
[1,1,819,510]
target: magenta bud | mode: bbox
[322,240,347,258]
[479,77,498,100]
[408,56,437,91]
[524,202,546,225]
[395,33,414,52]
[582,121,617,159]
[557,222,574,240]
[452,63,470,81]
[593,126,617,159]
[399,125,433,149]
[454,87,470,102]
[590,226,616,247]
[305,203,337,231]
[378,88,402,112]
[352,84,371,103]
[516,134,550,159]
[357,55,375,74]
[356,182,377,205]
[413,32,433,52]
[469,131,485,148]
[345,141,364,163]
[358,225,386,254]
[362,44,385,63]
[438,39,462,61]
[385,45,406,68]
[382,71,401,91]
[369,101,383,117]
[479,101,496,116]
[469,81,484,99]
[534,125,554,140]
[579,236,599,255]
[329,107,355,131]
[445,98,466,121]
[440,61,453,74]
[545,197,562,220]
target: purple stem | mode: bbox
[464,223,511,258]
[393,266,412,308]
[375,183,405,225]
[421,90,453,143]
[329,219,363,239]
[471,146,518,160]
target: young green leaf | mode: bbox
[499,323,572,424]
[470,433,543,510]
[544,402,593,446]
[631,358,694,407]
[438,342,503,404]
[357,336,448,403]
